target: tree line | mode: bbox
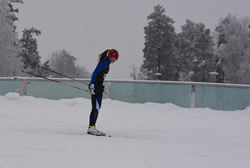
[1,1,250,84]
[0,0,90,78]
[139,5,250,84]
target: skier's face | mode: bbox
[110,56,118,63]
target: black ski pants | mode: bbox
[89,91,103,127]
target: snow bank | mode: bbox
[0,93,250,168]
[4,92,21,101]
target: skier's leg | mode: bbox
[88,91,105,135]
[89,91,103,127]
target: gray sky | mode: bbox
[15,0,250,79]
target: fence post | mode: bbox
[106,82,111,98]
[191,85,195,108]
[23,79,27,96]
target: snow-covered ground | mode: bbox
[0,93,250,168]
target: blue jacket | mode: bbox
[90,56,111,92]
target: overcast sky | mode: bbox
[15,0,250,79]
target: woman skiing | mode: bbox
[87,49,119,136]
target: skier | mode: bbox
[87,49,119,136]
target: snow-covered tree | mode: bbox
[140,4,178,80]
[129,64,139,80]
[238,47,250,84]
[0,0,23,31]
[48,50,90,78]
[19,27,41,70]
[177,19,215,82]
[75,65,91,78]
[215,14,250,84]
[0,0,23,76]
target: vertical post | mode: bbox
[106,82,111,98]
[191,85,195,108]
[23,79,27,96]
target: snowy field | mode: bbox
[0,93,250,168]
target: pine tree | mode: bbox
[19,27,41,70]
[140,4,178,80]
[177,19,215,82]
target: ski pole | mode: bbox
[38,66,89,86]
[32,67,109,95]
[23,71,88,92]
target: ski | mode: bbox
[81,132,112,137]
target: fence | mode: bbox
[1,77,250,111]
